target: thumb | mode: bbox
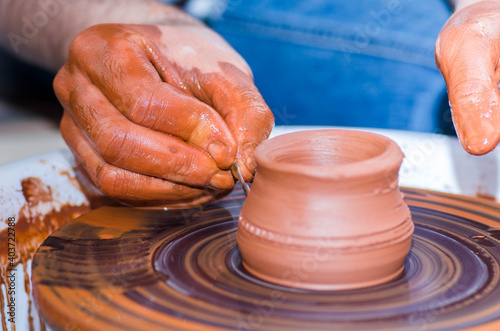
[436,12,500,155]
[201,63,274,181]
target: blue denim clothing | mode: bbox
[1,0,454,133]
[207,0,453,133]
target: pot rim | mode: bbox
[254,129,403,179]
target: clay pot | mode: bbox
[237,129,414,290]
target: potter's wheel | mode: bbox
[32,186,500,330]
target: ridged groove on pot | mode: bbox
[237,226,413,290]
[238,129,414,290]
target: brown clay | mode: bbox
[238,129,414,290]
[436,1,500,155]
[0,177,90,330]
[55,23,274,204]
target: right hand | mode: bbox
[55,23,274,207]
[435,1,500,155]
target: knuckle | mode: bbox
[169,152,198,180]
[242,102,275,128]
[128,88,156,127]
[95,164,128,198]
[53,68,73,104]
[256,103,275,122]
[172,152,193,174]
[53,70,66,95]
[171,184,198,198]
[188,110,214,141]
[69,32,86,51]
[455,88,497,108]
[95,123,130,163]
[68,24,126,68]
[449,73,491,94]
[68,29,94,58]
[238,90,273,118]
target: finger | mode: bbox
[60,111,210,201]
[191,63,275,181]
[437,24,500,155]
[58,72,234,190]
[68,24,237,169]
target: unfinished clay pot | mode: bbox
[237,129,414,290]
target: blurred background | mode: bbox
[0,49,66,165]
[0,0,455,165]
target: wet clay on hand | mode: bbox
[436,1,500,155]
[238,130,414,290]
[55,23,274,206]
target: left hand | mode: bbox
[435,0,500,155]
[54,23,274,207]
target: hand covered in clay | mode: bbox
[55,23,274,206]
[435,1,500,155]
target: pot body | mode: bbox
[237,129,414,290]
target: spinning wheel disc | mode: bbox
[32,187,500,330]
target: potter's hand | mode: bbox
[55,23,274,205]
[436,1,500,155]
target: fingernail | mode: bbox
[208,142,232,168]
[209,171,234,190]
[246,156,256,172]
